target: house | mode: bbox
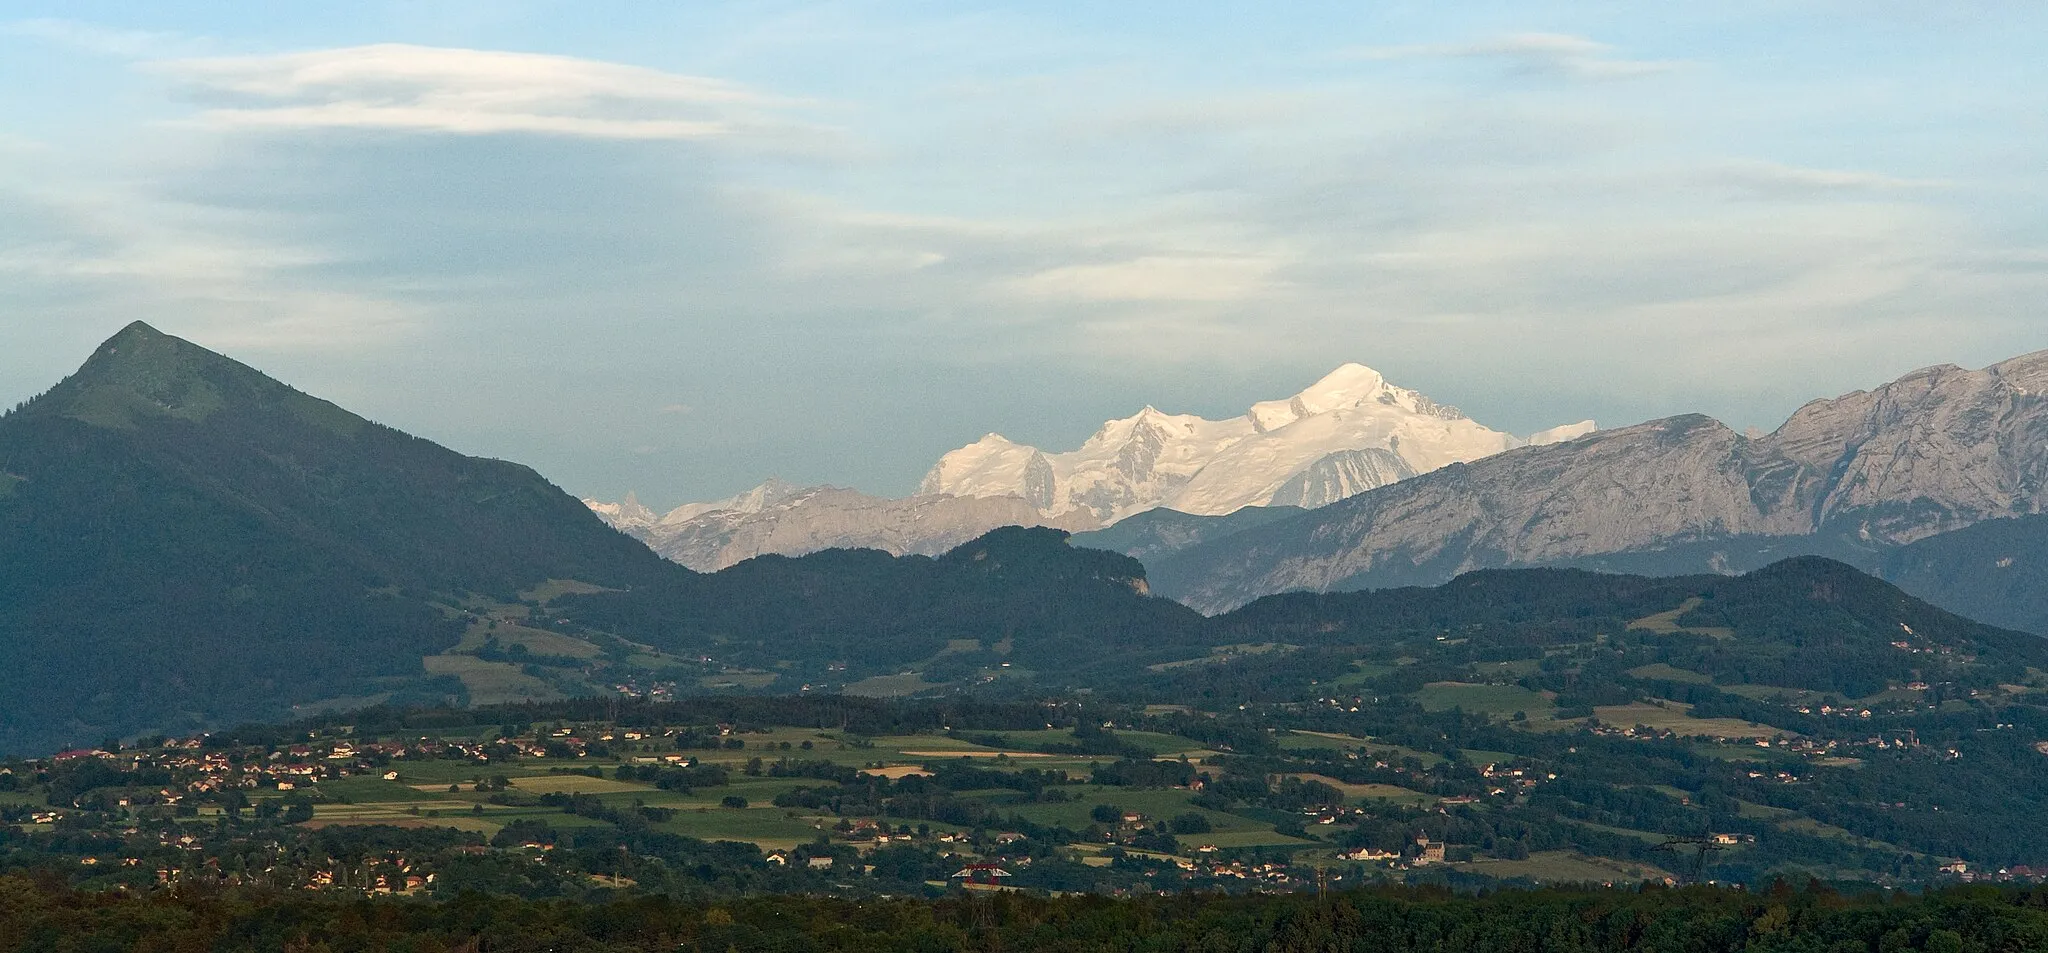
[807,856,834,869]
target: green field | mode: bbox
[981,729,1206,757]
[1625,663,1715,684]
[312,777,451,803]
[1593,703,1784,739]
[510,774,648,795]
[1451,850,1671,885]
[1284,775,1437,806]
[656,807,835,850]
[999,787,1308,850]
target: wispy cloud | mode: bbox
[1353,33,1681,80]
[1710,160,1950,198]
[149,44,809,141]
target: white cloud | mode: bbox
[149,44,805,141]
[1354,33,1681,80]
[1007,254,1282,303]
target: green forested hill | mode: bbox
[0,323,689,753]
[560,524,1210,678]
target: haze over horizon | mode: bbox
[5,3,2046,509]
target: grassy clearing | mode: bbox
[1474,659,1543,678]
[1327,663,1396,687]
[520,579,615,603]
[1626,663,1715,684]
[1570,821,1671,844]
[455,621,601,658]
[1284,775,1436,806]
[1594,702,1784,739]
[1144,643,1294,672]
[423,654,562,705]
[1627,598,1734,639]
[1275,730,1360,751]
[1198,829,1317,849]
[1776,816,1910,853]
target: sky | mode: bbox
[2,2,2045,509]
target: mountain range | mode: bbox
[589,364,1593,570]
[1143,350,2048,613]
[9,323,2048,757]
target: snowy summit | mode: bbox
[920,363,1595,522]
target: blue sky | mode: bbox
[3,2,2045,507]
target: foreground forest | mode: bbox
[4,875,2046,952]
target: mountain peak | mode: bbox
[1247,362,1407,431]
[29,323,360,436]
[35,323,249,429]
[106,319,169,343]
[1295,362,1390,404]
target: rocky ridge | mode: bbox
[1151,350,2048,612]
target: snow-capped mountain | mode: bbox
[921,363,1594,522]
[587,363,1592,570]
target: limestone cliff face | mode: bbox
[1155,350,2048,613]
[623,488,1097,571]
